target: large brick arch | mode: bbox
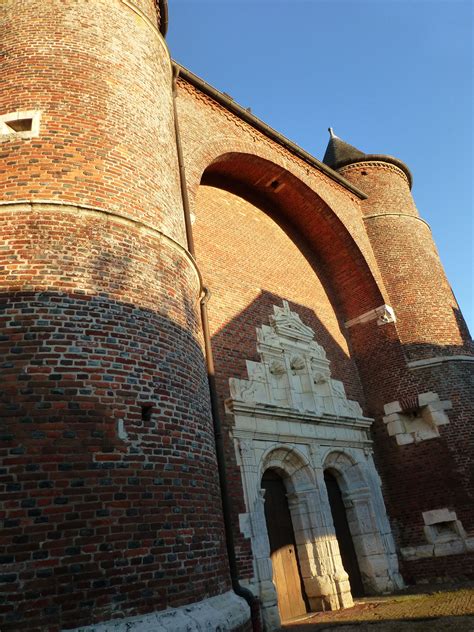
[198,151,385,323]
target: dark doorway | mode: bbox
[262,469,308,621]
[324,470,365,597]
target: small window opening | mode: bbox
[6,118,33,133]
[266,178,285,193]
[433,521,457,538]
[1,110,41,140]
[141,404,153,421]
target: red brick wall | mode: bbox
[0,1,232,629]
[193,184,368,578]
[0,0,184,243]
[2,2,473,625]
[403,552,474,584]
[175,79,390,314]
[337,161,474,551]
[180,75,473,586]
[0,211,232,631]
[338,161,471,359]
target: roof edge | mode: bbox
[158,0,168,36]
[173,62,368,200]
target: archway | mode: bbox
[322,451,404,595]
[262,468,308,622]
[324,469,364,597]
[199,151,387,325]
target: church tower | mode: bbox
[0,2,246,630]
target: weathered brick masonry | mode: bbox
[1,0,473,630]
[0,1,232,630]
[175,75,473,589]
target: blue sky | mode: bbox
[167,0,473,333]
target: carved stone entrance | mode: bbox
[226,302,403,630]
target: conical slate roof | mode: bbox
[322,128,366,170]
[322,128,413,188]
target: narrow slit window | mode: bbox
[141,404,153,422]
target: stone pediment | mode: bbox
[269,301,316,344]
[227,302,365,421]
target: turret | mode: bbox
[323,130,473,584]
[0,2,239,630]
[323,129,470,359]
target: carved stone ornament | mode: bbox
[226,301,364,419]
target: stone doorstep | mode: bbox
[65,590,250,632]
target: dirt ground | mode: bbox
[281,584,474,631]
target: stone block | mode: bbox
[423,508,457,525]
[418,392,438,406]
[387,419,405,436]
[396,433,414,445]
[434,540,465,557]
[383,412,401,424]
[414,545,435,559]
[357,554,388,576]
[430,410,449,426]
[383,400,402,415]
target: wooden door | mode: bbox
[262,469,307,621]
[324,470,365,597]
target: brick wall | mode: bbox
[0,1,233,629]
[2,1,473,626]
[175,78,390,315]
[193,184,369,579]
[403,552,474,584]
[0,0,184,243]
[0,207,232,630]
[337,161,474,552]
[338,161,472,359]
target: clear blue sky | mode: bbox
[167,0,473,334]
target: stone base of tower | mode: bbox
[67,591,250,631]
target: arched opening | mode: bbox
[199,151,386,324]
[261,468,309,622]
[324,469,364,597]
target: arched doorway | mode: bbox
[324,470,364,597]
[262,468,308,621]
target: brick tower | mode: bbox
[0,1,246,630]
[323,130,474,582]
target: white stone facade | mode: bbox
[226,302,403,630]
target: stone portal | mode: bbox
[226,302,403,630]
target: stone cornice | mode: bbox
[363,212,431,230]
[226,399,373,430]
[407,355,474,370]
[0,200,203,291]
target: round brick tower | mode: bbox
[323,130,474,585]
[323,128,470,358]
[0,1,243,630]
